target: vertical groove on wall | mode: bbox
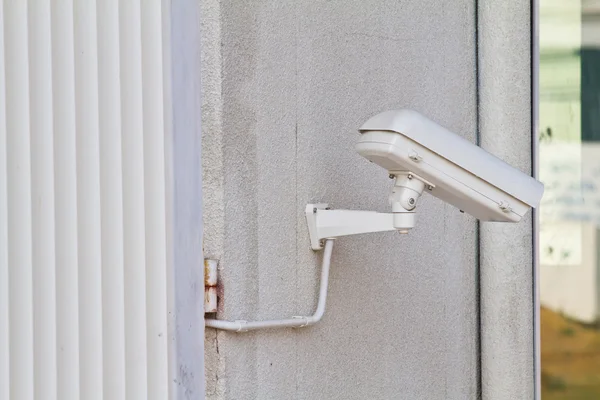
[160,0,176,395]
[141,3,169,399]
[478,0,534,398]
[74,2,104,398]
[98,0,127,398]
[0,1,177,398]
[474,0,481,148]
[119,1,149,398]
[52,1,81,398]
[531,0,541,398]
[4,2,34,399]
[474,0,483,398]
[0,2,8,398]
[28,0,57,398]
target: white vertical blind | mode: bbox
[52,1,81,398]
[119,1,149,399]
[28,1,57,399]
[97,0,127,398]
[74,2,103,399]
[0,1,177,398]
[141,2,170,399]
[0,2,9,398]
[5,2,34,399]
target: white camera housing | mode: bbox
[305,110,544,250]
[357,109,544,222]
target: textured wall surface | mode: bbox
[478,1,534,399]
[202,1,481,399]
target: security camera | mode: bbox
[207,110,546,332]
[357,109,544,221]
[306,109,544,250]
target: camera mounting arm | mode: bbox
[305,204,408,251]
[306,172,431,250]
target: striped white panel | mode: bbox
[51,1,81,399]
[28,1,57,399]
[0,2,9,398]
[4,1,35,399]
[0,1,178,399]
[74,2,103,399]
[119,1,149,399]
[141,3,170,400]
[97,0,127,399]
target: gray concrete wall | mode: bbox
[478,1,535,399]
[201,1,504,399]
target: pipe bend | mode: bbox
[205,239,335,332]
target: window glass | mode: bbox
[540,0,600,398]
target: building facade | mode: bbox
[0,0,540,399]
[201,1,535,399]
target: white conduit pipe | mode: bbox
[205,239,334,332]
